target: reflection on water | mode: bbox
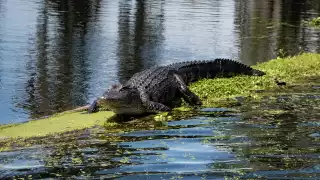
[0,92,319,179]
[1,0,320,179]
[0,0,319,123]
[117,0,165,83]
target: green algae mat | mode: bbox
[0,53,319,142]
[0,111,114,139]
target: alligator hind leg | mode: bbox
[174,74,202,106]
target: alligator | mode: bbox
[88,58,265,115]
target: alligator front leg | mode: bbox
[140,91,172,113]
[174,74,202,106]
[88,99,99,113]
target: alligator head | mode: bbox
[91,84,146,114]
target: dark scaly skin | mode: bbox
[89,58,265,115]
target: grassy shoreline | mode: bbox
[0,53,319,150]
[190,53,320,105]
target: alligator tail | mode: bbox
[171,58,265,84]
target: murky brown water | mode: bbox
[0,0,319,124]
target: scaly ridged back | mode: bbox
[169,58,265,84]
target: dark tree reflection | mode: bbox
[23,0,101,118]
[117,0,165,83]
[234,0,320,65]
[276,0,306,56]
[234,0,281,65]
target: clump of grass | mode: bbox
[190,53,320,106]
[304,17,320,27]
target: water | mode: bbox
[0,0,319,178]
[0,0,319,124]
[0,92,319,179]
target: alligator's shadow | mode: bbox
[106,107,236,125]
[108,114,151,123]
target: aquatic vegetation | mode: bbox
[304,17,320,27]
[0,110,114,139]
[190,53,320,106]
[0,53,319,151]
